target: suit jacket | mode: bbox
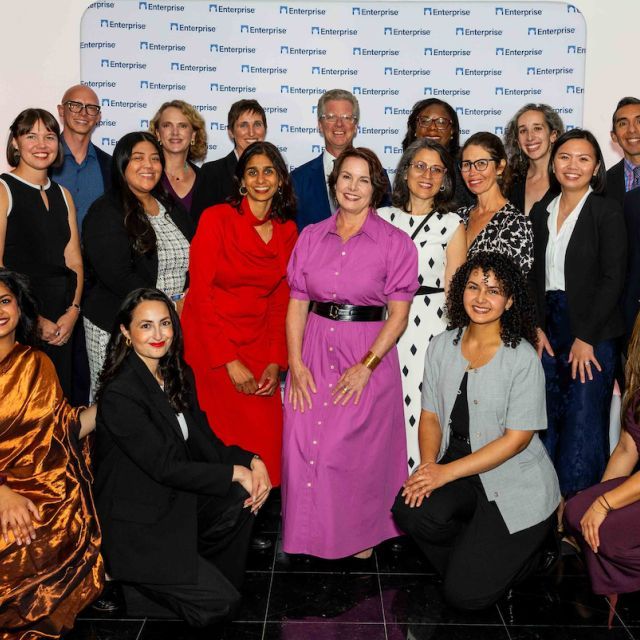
[606,159,626,208]
[622,187,640,341]
[82,190,195,332]
[529,192,627,345]
[95,143,112,191]
[94,352,254,584]
[291,153,393,231]
[190,150,237,223]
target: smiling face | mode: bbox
[318,99,358,157]
[124,141,163,199]
[156,106,195,156]
[13,119,59,172]
[121,300,174,372]
[611,103,640,164]
[57,85,101,136]
[241,152,281,208]
[335,156,373,216]
[517,109,557,162]
[0,283,20,347]
[414,103,454,149]
[552,138,599,194]
[406,147,447,204]
[463,268,512,328]
[230,110,266,155]
[461,144,505,196]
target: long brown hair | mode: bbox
[623,314,640,423]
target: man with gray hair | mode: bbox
[292,89,389,230]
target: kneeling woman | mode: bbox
[93,288,271,628]
[393,252,560,610]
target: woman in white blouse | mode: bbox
[528,129,627,512]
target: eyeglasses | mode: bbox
[416,116,452,131]
[460,158,498,173]
[409,161,447,177]
[319,113,358,124]
[64,100,101,116]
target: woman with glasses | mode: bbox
[149,100,207,216]
[379,139,466,473]
[458,132,533,275]
[0,108,83,398]
[504,104,565,215]
[402,98,473,207]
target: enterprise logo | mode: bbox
[209,83,256,93]
[424,87,470,97]
[352,47,399,57]
[138,2,185,10]
[353,86,399,96]
[210,44,256,53]
[554,107,575,114]
[89,1,114,7]
[101,19,146,29]
[281,124,317,134]
[456,67,502,77]
[101,98,148,109]
[192,104,218,112]
[140,119,149,128]
[101,59,147,70]
[279,5,326,15]
[527,66,573,76]
[280,46,326,55]
[566,85,584,93]
[140,80,187,91]
[101,137,117,146]
[312,66,358,77]
[140,41,186,51]
[424,48,471,57]
[495,47,542,57]
[384,27,430,36]
[170,22,215,33]
[281,85,326,95]
[383,145,403,154]
[311,144,325,154]
[312,27,358,36]
[385,67,431,77]
[527,26,575,35]
[209,122,228,130]
[208,4,255,13]
[242,64,287,75]
[455,107,503,117]
[495,7,542,15]
[81,41,116,49]
[352,7,398,16]
[567,45,586,54]
[495,86,542,97]
[240,25,287,35]
[171,62,217,72]
[98,119,117,127]
[83,80,117,88]
[423,7,470,16]
[384,107,412,115]
[455,27,503,36]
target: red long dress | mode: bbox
[181,199,297,485]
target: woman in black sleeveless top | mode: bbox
[0,109,82,397]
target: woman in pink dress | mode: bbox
[282,147,418,559]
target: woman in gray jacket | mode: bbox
[393,251,560,610]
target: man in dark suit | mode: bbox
[622,187,640,343]
[606,96,640,207]
[52,84,112,406]
[292,89,391,231]
[191,99,267,222]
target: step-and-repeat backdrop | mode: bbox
[81,1,586,174]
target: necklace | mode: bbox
[167,162,189,182]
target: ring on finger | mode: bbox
[342,385,349,393]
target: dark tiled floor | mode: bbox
[68,497,639,640]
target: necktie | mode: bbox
[633,165,640,190]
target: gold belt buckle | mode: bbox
[328,303,339,319]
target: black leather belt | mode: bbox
[449,429,470,446]
[415,285,444,296]
[309,301,386,322]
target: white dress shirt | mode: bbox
[322,150,338,214]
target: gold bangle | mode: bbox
[361,351,381,371]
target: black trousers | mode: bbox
[392,475,553,610]
[135,483,255,628]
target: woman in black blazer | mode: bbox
[82,132,194,393]
[93,288,271,627]
[529,129,627,511]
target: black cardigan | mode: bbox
[529,192,627,345]
[82,190,194,332]
[94,352,254,584]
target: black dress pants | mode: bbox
[135,483,255,628]
[392,475,553,610]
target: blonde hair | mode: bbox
[149,100,207,162]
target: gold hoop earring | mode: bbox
[125,337,132,347]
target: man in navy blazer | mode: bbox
[292,89,390,231]
[606,97,640,207]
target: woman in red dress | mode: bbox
[181,141,297,488]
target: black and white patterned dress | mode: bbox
[458,201,533,275]
[378,206,462,473]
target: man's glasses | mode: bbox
[460,159,498,173]
[64,100,101,116]
[319,113,358,124]
[409,162,446,177]
[416,116,452,131]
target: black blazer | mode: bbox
[606,159,626,208]
[529,192,627,345]
[622,187,640,341]
[190,150,237,223]
[82,191,195,332]
[94,352,254,584]
[95,144,112,192]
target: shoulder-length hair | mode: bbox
[392,139,456,212]
[401,98,461,156]
[6,108,63,169]
[229,141,296,223]
[503,103,565,182]
[548,128,607,194]
[446,252,538,349]
[111,131,173,255]
[462,132,513,197]
[623,311,640,425]
[328,147,388,209]
[95,288,190,412]
[0,268,40,347]
[149,100,208,162]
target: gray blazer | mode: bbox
[422,329,560,534]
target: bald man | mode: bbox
[52,84,111,225]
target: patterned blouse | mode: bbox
[457,201,533,275]
[147,202,190,297]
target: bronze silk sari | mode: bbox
[0,344,103,639]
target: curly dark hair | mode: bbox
[446,252,538,349]
[229,141,296,223]
[328,147,388,209]
[0,268,41,347]
[95,288,190,412]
